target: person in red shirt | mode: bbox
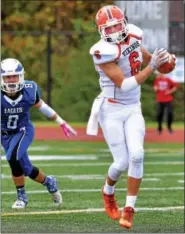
[153,72,179,134]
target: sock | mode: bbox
[42,176,49,185]
[16,185,25,194]
[103,181,115,195]
[125,196,137,209]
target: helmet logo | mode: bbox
[94,50,101,59]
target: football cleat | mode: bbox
[102,188,120,220]
[51,190,62,205]
[43,176,62,205]
[12,188,28,209]
[119,206,135,229]
[12,199,27,209]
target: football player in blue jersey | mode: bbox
[1,58,77,209]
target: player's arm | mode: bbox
[98,61,153,88]
[98,48,169,91]
[34,99,77,137]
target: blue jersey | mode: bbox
[1,80,41,131]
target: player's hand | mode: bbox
[149,48,169,70]
[60,122,77,138]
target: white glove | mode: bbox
[149,48,170,70]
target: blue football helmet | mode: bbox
[1,58,25,93]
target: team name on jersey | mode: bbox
[4,107,23,114]
[122,41,140,56]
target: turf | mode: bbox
[1,141,184,233]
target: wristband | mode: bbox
[121,76,139,92]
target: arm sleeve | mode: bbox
[38,100,65,124]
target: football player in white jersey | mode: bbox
[87,5,174,229]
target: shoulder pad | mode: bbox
[89,39,119,65]
[24,80,37,87]
[24,80,40,105]
[128,24,143,39]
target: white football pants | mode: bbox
[99,99,145,179]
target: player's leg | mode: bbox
[16,125,62,205]
[99,106,129,220]
[119,109,145,229]
[166,101,173,133]
[26,163,62,205]
[101,120,129,191]
[156,102,165,134]
[1,132,28,208]
[7,139,28,209]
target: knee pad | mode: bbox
[130,147,144,165]
[108,164,122,181]
[112,159,129,172]
[128,147,144,179]
[28,166,39,179]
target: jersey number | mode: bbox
[25,84,33,88]
[7,115,19,129]
[129,51,142,75]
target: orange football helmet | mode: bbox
[95,5,128,44]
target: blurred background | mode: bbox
[1,0,184,123]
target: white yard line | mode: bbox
[101,148,184,153]
[28,146,50,151]
[1,146,50,152]
[54,176,160,181]
[99,153,184,157]
[1,172,184,179]
[145,161,183,165]
[1,206,184,217]
[1,186,184,195]
[1,152,184,162]
[1,155,98,161]
[0,174,160,181]
[144,172,184,176]
[1,161,184,167]
[178,180,184,183]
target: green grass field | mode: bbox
[1,141,184,233]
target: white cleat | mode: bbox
[51,190,62,205]
[12,199,27,209]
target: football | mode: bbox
[157,53,176,74]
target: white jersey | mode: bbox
[90,24,143,105]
